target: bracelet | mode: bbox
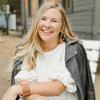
[20,83,31,97]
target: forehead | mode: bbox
[42,8,62,19]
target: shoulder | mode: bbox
[65,40,87,62]
[11,57,23,85]
[13,57,23,68]
[12,57,24,75]
[66,39,86,53]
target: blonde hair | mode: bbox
[12,2,77,70]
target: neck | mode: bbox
[43,41,58,52]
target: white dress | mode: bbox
[15,42,78,100]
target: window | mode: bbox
[62,0,73,13]
[28,0,32,16]
[39,0,45,7]
[38,0,73,13]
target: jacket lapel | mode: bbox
[65,41,78,62]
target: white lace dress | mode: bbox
[15,42,78,100]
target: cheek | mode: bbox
[54,24,62,32]
[37,20,42,30]
[38,20,44,28]
[37,24,41,31]
[37,24,42,34]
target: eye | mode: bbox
[51,19,61,23]
[41,17,46,21]
[52,19,57,22]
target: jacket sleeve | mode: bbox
[76,43,96,100]
[10,57,23,100]
[11,57,23,85]
[65,42,95,100]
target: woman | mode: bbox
[1,2,95,100]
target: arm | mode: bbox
[1,85,22,100]
[20,80,66,96]
[1,80,65,100]
[29,80,66,96]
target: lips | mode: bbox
[41,29,53,34]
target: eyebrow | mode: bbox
[41,16,61,20]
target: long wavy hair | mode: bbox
[12,2,77,70]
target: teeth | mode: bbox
[44,30,50,32]
[42,29,51,33]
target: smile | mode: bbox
[41,29,53,34]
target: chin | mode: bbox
[41,37,51,41]
[42,38,51,43]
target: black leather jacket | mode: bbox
[11,40,95,100]
[65,40,95,100]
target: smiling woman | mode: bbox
[37,8,62,49]
[1,2,95,100]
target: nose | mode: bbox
[44,20,51,28]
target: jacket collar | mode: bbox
[65,40,78,62]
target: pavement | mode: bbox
[0,34,100,99]
[0,35,20,99]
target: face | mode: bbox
[37,8,62,44]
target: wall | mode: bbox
[67,0,98,39]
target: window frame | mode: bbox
[62,0,73,13]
